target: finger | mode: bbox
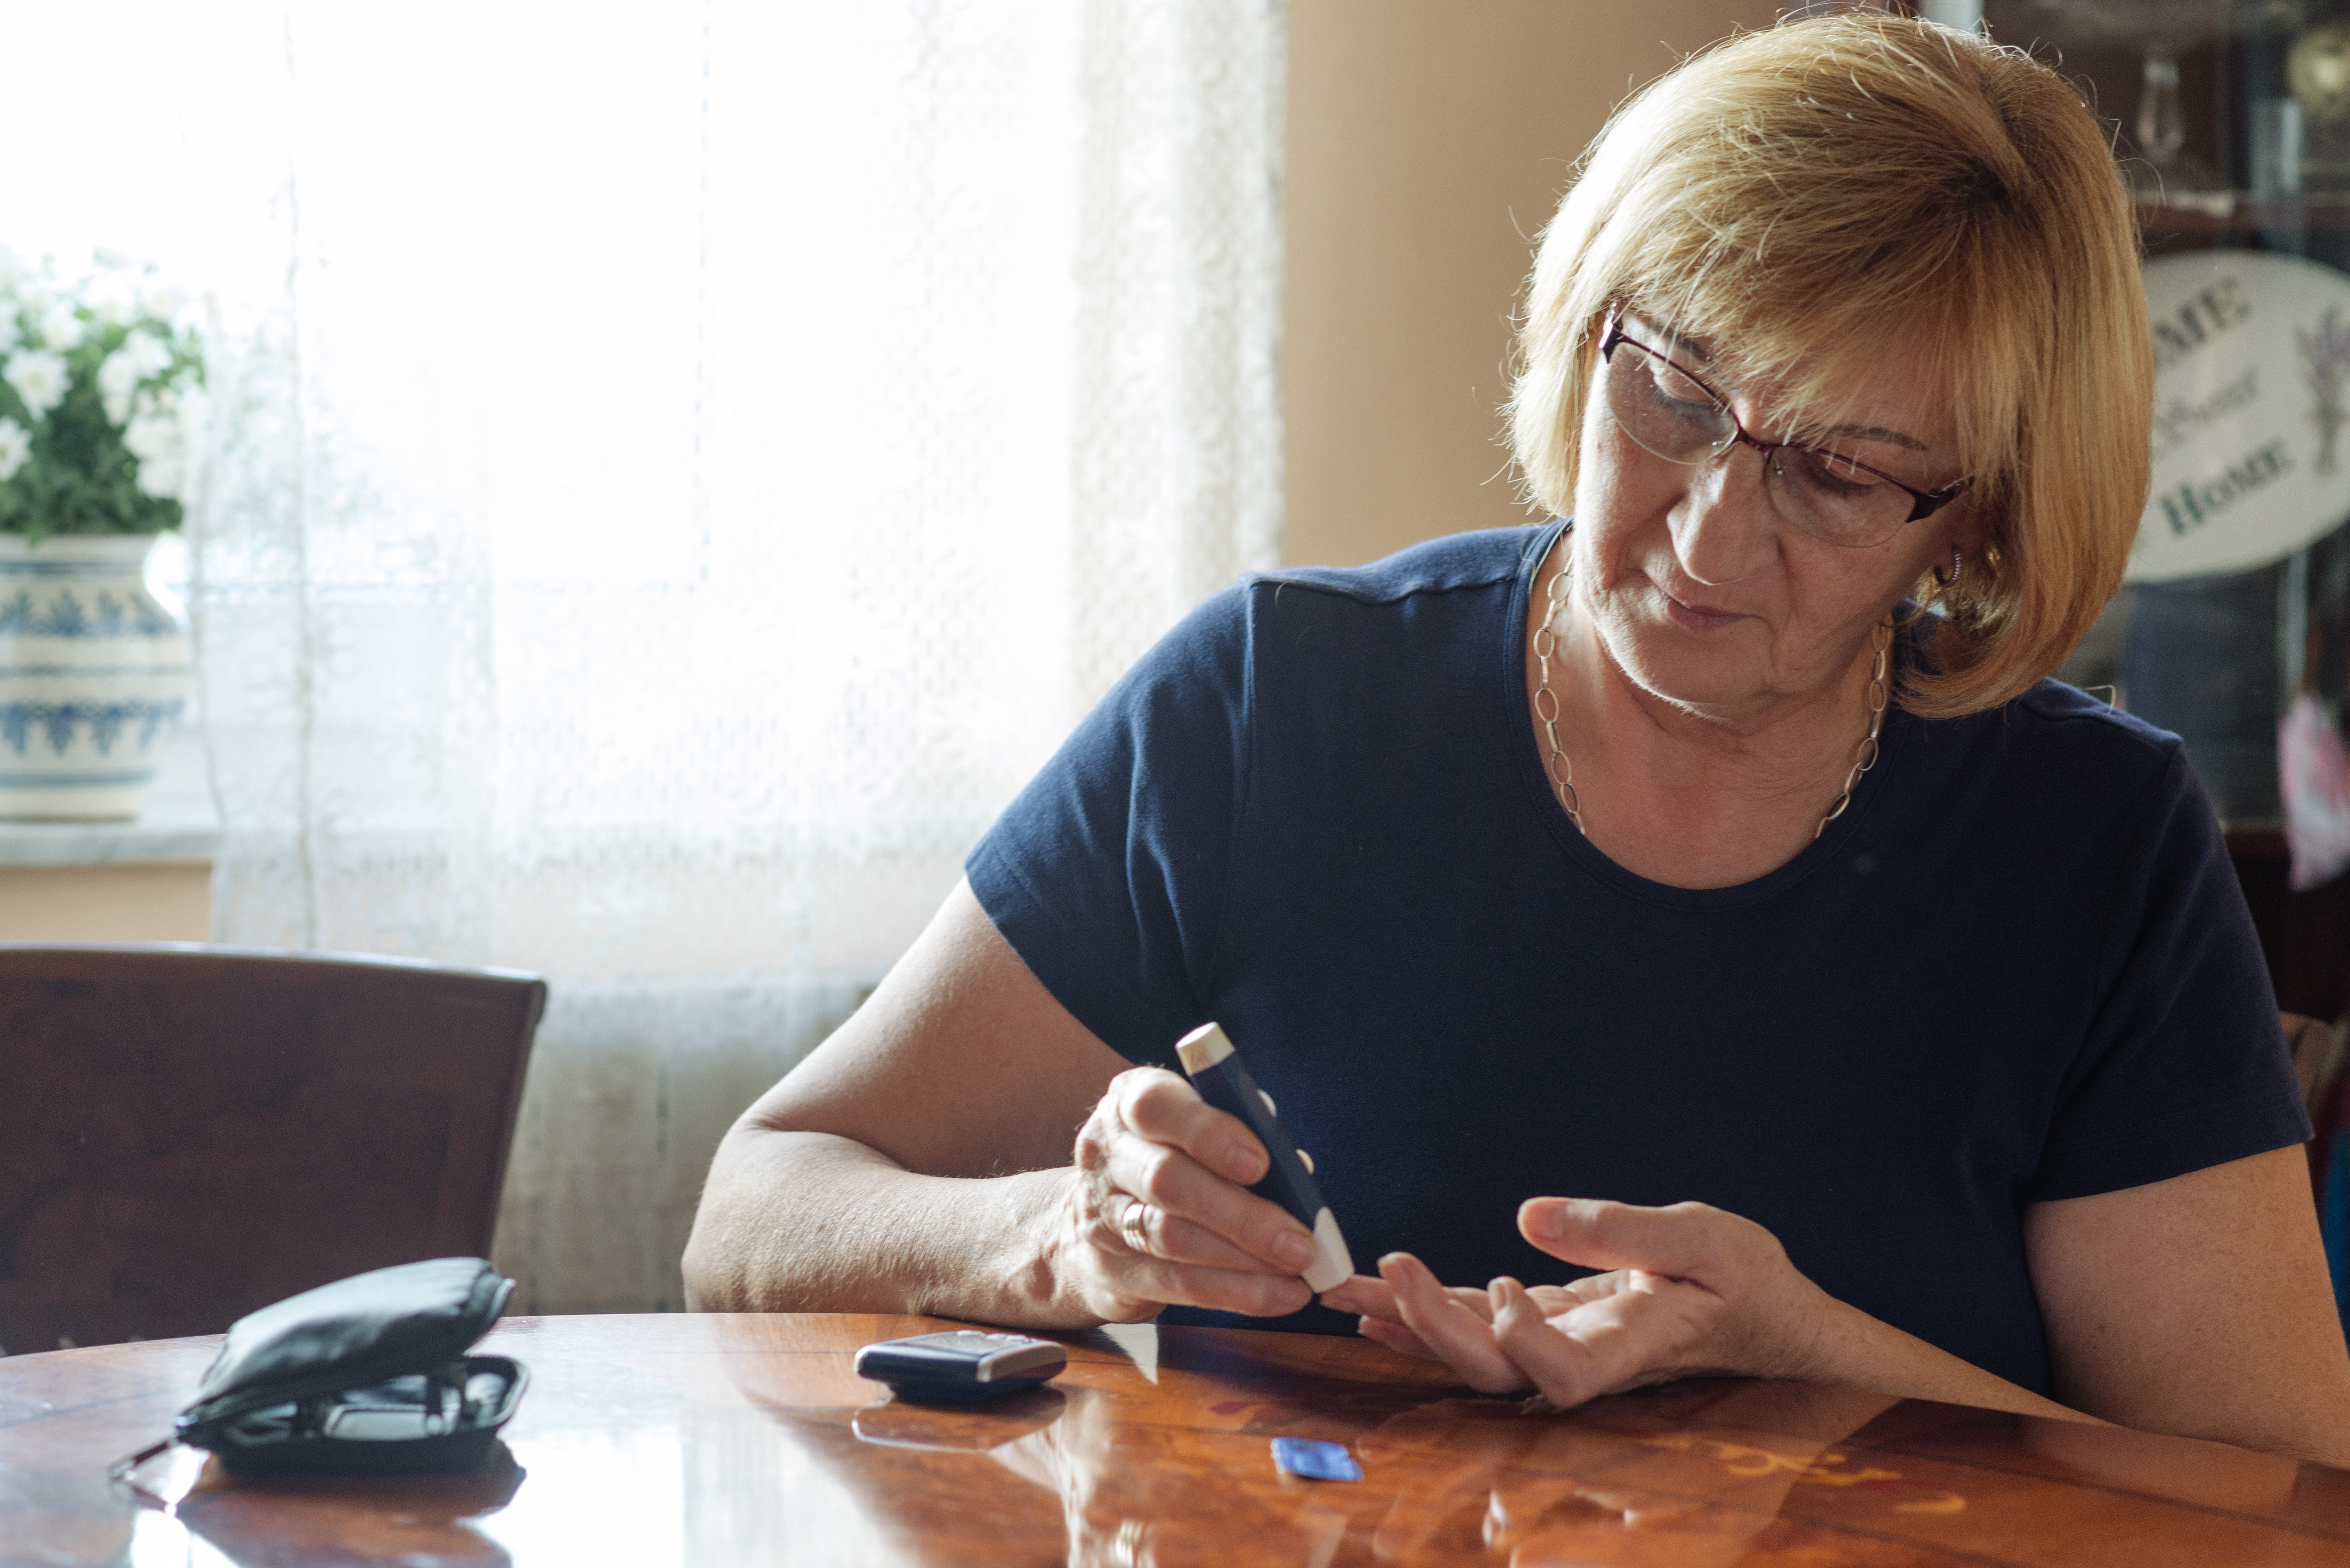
[1115,1067,1268,1184]
[1324,1272,1498,1325]
[1101,1131,1317,1276]
[1123,1204,1292,1274]
[1354,1313,1440,1360]
[1519,1197,1737,1281]
[1446,1285,1499,1324]
[1378,1253,1528,1395]
[1317,1274,1393,1318]
[1111,1071,1331,1270]
[1353,1307,1488,1365]
[1487,1275,1608,1407]
[1146,1259,1313,1319]
[1542,1272,1626,1311]
[1493,1273,1713,1406]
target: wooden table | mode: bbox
[8,1313,2350,1566]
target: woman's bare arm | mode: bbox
[2027,1145,2350,1465]
[681,878,1320,1325]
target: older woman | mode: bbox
[684,16,2350,1462]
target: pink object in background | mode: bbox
[2279,692,2350,891]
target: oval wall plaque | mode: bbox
[2132,249,2350,583]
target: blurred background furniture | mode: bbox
[2295,1002,2350,1321]
[2233,832,2350,1025]
[0,944,542,1355]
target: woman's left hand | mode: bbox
[1318,1196,1834,1405]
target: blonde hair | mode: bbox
[1509,15,2149,719]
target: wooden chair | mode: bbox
[0,944,543,1354]
[2287,1012,2342,1125]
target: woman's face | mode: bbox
[1568,318,1984,726]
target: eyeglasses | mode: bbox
[1597,311,1972,549]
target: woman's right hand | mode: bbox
[1051,1065,1322,1323]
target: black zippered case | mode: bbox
[172,1257,526,1475]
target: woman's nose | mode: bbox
[1669,444,1777,586]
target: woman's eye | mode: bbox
[1784,445,1881,499]
[1643,362,1720,421]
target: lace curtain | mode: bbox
[18,2,1283,1312]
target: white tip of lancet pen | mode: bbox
[1175,1021,1233,1074]
[1304,1208,1353,1293]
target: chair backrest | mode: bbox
[2287,1011,2342,1118]
[0,944,544,1354]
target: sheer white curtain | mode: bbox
[12,2,1283,1312]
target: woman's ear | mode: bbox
[1944,493,1993,557]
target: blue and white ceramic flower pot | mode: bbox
[0,534,190,819]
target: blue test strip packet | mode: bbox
[1271,1437,1363,1482]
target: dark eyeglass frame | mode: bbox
[1598,311,1973,529]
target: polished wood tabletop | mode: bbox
[8,1312,2350,1566]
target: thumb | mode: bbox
[1518,1197,1728,1281]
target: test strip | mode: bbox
[1271,1436,1363,1482]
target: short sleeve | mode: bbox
[2028,746,2312,1201]
[964,585,1253,1068]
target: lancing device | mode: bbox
[1175,1021,1355,1293]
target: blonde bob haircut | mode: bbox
[1509,14,2149,719]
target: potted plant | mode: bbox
[0,251,204,819]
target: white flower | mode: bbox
[134,451,185,499]
[97,349,140,425]
[3,351,69,419]
[131,383,207,503]
[122,410,180,463]
[0,303,17,354]
[140,276,190,322]
[130,382,176,424]
[86,272,138,327]
[0,249,24,290]
[95,336,171,426]
[36,299,83,351]
[125,411,187,500]
[125,330,173,376]
[0,418,28,483]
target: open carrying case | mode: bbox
[165,1257,527,1476]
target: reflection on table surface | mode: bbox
[7,1312,2350,1566]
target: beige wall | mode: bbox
[1284,0,1782,568]
[0,865,209,942]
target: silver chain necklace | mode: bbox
[1531,540,1890,843]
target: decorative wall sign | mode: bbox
[2133,250,2350,582]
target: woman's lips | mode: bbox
[1657,585,1743,631]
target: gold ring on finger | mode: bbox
[1119,1197,1152,1255]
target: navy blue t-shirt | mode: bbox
[965,521,2309,1395]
